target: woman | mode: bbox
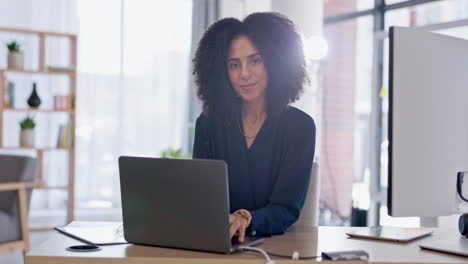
[192,12,316,241]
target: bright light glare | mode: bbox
[304,35,328,61]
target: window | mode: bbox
[75,0,193,219]
[324,0,468,227]
[385,0,468,30]
[324,0,374,17]
[320,14,374,225]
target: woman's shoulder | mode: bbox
[196,112,208,123]
[195,112,228,132]
[280,106,316,131]
[195,113,212,135]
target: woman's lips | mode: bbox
[239,83,256,92]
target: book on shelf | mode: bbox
[57,123,73,148]
[5,81,15,107]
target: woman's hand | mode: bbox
[229,209,252,242]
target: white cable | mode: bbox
[292,251,299,260]
[239,246,276,264]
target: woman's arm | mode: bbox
[193,115,211,159]
[248,115,316,236]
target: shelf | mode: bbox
[29,227,55,232]
[2,181,70,190]
[3,106,75,114]
[0,147,72,151]
[32,184,70,190]
[0,68,76,76]
[0,27,77,38]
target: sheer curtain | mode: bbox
[0,0,193,224]
[76,0,193,218]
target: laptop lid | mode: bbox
[119,156,232,253]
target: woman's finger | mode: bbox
[238,225,246,243]
[229,220,240,238]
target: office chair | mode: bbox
[292,162,320,227]
[0,154,37,254]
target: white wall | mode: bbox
[219,0,324,38]
[271,0,323,37]
[220,0,271,19]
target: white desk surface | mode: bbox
[25,222,468,264]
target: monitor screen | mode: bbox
[388,26,468,217]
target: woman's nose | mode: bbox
[240,64,252,80]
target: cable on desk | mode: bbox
[267,251,321,260]
[239,246,275,264]
[239,246,323,262]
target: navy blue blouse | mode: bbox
[193,106,316,236]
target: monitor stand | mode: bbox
[420,217,438,228]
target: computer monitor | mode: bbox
[388,26,468,218]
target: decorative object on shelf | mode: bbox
[6,41,24,69]
[54,95,73,110]
[27,82,41,108]
[19,116,36,147]
[6,81,15,107]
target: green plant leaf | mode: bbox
[160,148,191,159]
[19,116,35,130]
[7,41,20,52]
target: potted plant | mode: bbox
[7,41,24,69]
[19,116,35,147]
[161,148,192,159]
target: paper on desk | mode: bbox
[55,221,128,245]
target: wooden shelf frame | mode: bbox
[0,27,76,38]
[0,27,78,230]
[3,106,75,114]
[0,146,72,151]
[0,68,76,76]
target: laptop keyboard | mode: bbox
[231,236,242,246]
[231,235,257,246]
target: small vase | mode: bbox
[7,51,24,69]
[20,129,35,147]
[27,83,41,108]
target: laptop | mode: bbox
[118,156,264,254]
[346,226,433,242]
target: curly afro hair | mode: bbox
[193,12,308,122]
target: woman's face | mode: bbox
[227,35,268,103]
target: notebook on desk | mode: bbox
[54,221,128,245]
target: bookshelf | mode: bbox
[0,27,77,229]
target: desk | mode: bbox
[25,222,467,264]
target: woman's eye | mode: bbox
[251,57,262,64]
[229,63,239,70]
